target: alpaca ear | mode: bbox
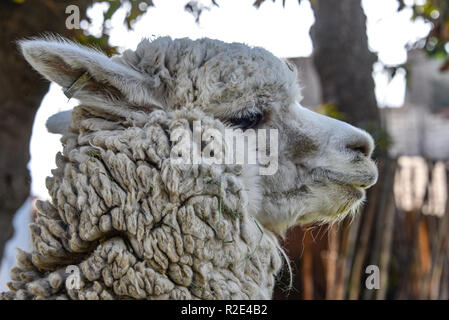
[19,37,163,108]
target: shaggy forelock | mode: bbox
[115,37,302,114]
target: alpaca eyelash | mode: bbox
[227,112,263,130]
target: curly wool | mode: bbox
[0,106,282,300]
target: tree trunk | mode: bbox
[309,0,394,300]
[0,0,92,260]
[310,0,380,128]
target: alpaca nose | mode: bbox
[344,132,374,158]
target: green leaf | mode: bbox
[125,1,153,29]
[104,0,121,21]
[316,103,346,121]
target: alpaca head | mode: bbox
[20,36,377,234]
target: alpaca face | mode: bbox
[20,36,377,233]
[254,102,378,231]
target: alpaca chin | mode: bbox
[295,184,366,226]
[257,181,367,233]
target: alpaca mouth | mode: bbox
[342,184,365,200]
[263,168,375,200]
[320,168,378,189]
[262,181,365,201]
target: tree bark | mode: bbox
[310,0,380,127]
[0,0,92,260]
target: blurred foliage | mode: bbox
[88,0,155,30]
[10,0,221,53]
[316,103,346,121]
[81,0,154,54]
[184,1,219,23]
[399,0,449,70]
[10,0,155,54]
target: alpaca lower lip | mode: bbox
[347,185,364,199]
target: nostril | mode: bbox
[346,142,370,157]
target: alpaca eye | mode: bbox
[229,112,262,130]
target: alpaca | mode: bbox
[0,36,377,300]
